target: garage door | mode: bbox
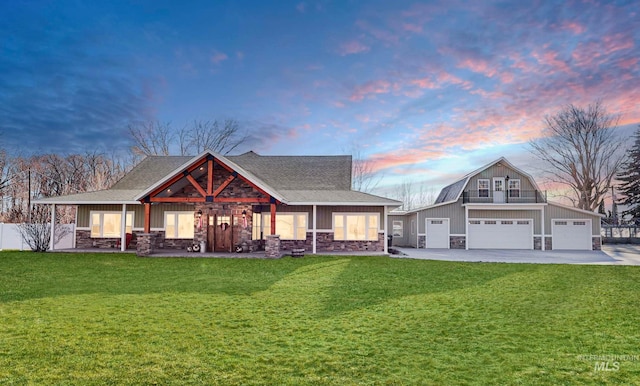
[426,219,449,249]
[551,219,592,250]
[468,219,533,249]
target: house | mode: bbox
[34,150,401,256]
[388,157,602,251]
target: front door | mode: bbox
[214,214,232,252]
[493,177,505,203]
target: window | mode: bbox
[485,221,497,225]
[517,221,529,225]
[469,220,481,225]
[508,179,521,198]
[165,212,194,239]
[334,213,379,241]
[431,220,443,225]
[262,213,307,240]
[252,212,262,240]
[478,179,489,197]
[501,221,513,225]
[392,221,403,237]
[411,219,416,235]
[574,221,586,226]
[555,221,567,226]
[90,211,133,238]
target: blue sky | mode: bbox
[1,0,638,195]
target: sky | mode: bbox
[1,0,639,198]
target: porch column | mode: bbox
[49,204,56,251]
[270,203,276,235]
[383,205,388,254]
[312,205,317,254]
[541,206,545,251]
[144,202,151,233]
[120,204,127,251]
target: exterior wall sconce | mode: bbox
[505,175,510,203]
[196,209,203,219]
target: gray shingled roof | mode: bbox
[434,178,468,204]
[227,151,352,190]
[35,151,399,206]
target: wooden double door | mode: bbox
[207,214,235,252]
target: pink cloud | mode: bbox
[338,40,370,56]
[402,23,422,33]
[457,58,497,78]
[349,79,393,101]
[557,21,586,35]
[210,51,228,64]
[369,148,447,172]
[532,49,573,74]
[411,77,437,89]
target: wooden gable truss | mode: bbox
[140,154,279,233]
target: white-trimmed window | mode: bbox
[333,213,379,241]
[90,211,133,238]
[165,212,194,239]
[508,179,521,198]
[252,212,262,240]
[262,213,307,240]
[392,220,403,237]
[478,179,490,197]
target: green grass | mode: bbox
[1,252,639,385]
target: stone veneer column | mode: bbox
[136,233,158,257]
[265,234,281,258]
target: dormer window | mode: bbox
[508,179,521,198]
[478,179,489,197]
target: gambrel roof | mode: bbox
[34,150,399,207]
[434,157,542,205]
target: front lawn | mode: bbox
[1,252,639,384]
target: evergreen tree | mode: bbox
[617,126,640,222]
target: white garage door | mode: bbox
[468,219,533,249]
[426,219,449,249]
[552,219,592,250]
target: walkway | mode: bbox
[392,244,640,265]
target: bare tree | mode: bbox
[184,119,248,155]
[129,121,174,157]
[346,145,384,193]
[129,119,248,157]
[529,102,624,211]
[17,205,70,252]
[392,180,436,211]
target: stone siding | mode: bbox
[418,235,426,249]
[76,230,138,250]
[545,237,553,251]
[450,236,466,249]
[315,232,384,252]
[280,232,313,252]
[534,236,542,250]
[592,236,601,250]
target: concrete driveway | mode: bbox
[392,244,640,265]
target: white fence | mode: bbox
[0,223,75,251]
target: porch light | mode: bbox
[242,210,247,218]
[196,209,203,219]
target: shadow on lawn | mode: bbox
[0,251,323,302]
[319,256,535,317]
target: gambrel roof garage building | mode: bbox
[389,157,603,251]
